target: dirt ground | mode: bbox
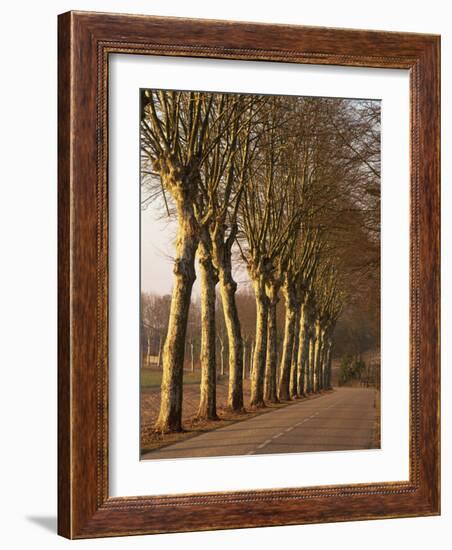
[139,366,377,455]
[140,368,291,453]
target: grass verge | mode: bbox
[141,390,334,456]
[141,368,201,389]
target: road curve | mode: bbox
[141,387,378,460]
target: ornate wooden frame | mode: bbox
[58,10,440,538]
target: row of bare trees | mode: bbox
[141,90,380,433]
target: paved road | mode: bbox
[142,387,377,460]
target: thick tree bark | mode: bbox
[307,334,315,393]
[317,333,323,391]
[319,330,327,390]
[326,340,333,389]
[290,308,301,399]
[319,333,326,391]
[196,240,219,420]
[264,293,279,403]
[321,333,332,389]
[219,273,244,411]
[325,349,329,389]
[213,230,244,412]
[278,280,297,401]
[321,331,327,390]
[313,320,322,393]
[296,302,309,397]
[250,278,269,408]
[155,200,198,433]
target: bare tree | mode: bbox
[238,97,302,407]
[278,231,319,400]
[310,263,344,392]
[201,95,266,412]
[141,89,381,433]
[142,90,223,432]
[196,240,219,419]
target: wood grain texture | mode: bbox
[57,10,440,539]
[57,10,72,538]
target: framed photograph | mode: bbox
[58,11,440,538]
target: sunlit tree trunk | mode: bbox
[213,233,244,412]
[220,275,244,411]
[307,334,315,393]
[278,280,297,401]
[322,331,328,390]
[324,346,329,389]
[325,338,333,389]
[197,240,219,420]
[317,331,323,391]
[155,198,198,433]
[264,285,279,403]
[320,329,328,390]
[296,302,309,397]
[313,319,322,393]
[250,277,268,408]
[290,308,301,399]
[319,331,326,391]
[219,275,244,412]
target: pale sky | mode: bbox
[140,206,180,296]
[141,204,250,297]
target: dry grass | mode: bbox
[141,405,292,454]
[140,364,377,455]
[140,367,310,454]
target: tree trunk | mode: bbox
[317,334,323,391]
[154,201,198,433]
[296,303,308,397]
[321,331,327,390]
[319,335,326,391]
[320,330,328,390]
[264,296,279,403]
[197,241,219,420]
[219,337,225,376]
[278,281,297,401]
[250,278,268,408]
[290,308,301,399]
[212,227,245,411]
[325,339,333,389]
[313,320,322,393]
[307,334,315,393]
[219,272,244,411]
